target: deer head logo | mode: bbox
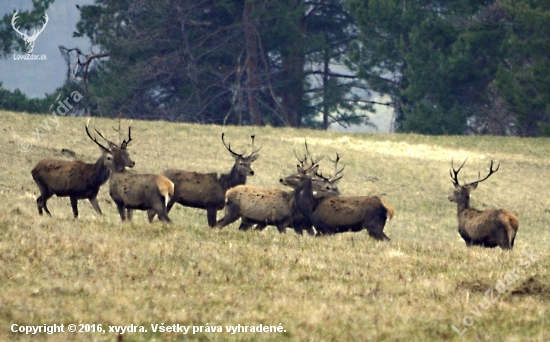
[11,11,49,54]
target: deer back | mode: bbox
[225,185,295,223]
[312,196,386,227]
[31,154,111,197]
[458,208,518,242]
[109,171,174,209]
[162,170,225,208]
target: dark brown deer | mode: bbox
[90,124,175,223]
[215,148,342,235]
[281,159,393,240]
[158,134,260,226]
[448,159,519,249]
[31,120,135,218]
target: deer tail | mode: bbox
[508,213,519,233]
[157,176,175,207]
[380,198,394,220]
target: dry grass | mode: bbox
[1,110,549,341]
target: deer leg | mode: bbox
[147,209,156,223]
[495,227,512,250]
[127,209,134,221]
[157,209,172,223]
[305,225,315,236]
[313,220,332,236]
[115,201,126,221]
[154,204,172,224]
[276,224,287,234]
[166,198,175,213]
[206,208,217,228]
[239,223,253,231]
[35,184,53,216]
[70,196,79,218]
[365,211,390,241]
[292,217,314,236]
[215,203,240,229]
[149,196,171,223]
[253,223,267,231]
[89,196,102,215]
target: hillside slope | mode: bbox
[1,111,548,341]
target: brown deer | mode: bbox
[31,120,135,218]
[157,134,260,226]
[215,148,342,235]
[90,123,175,223]
[281,158,393,240]
[448,159,519,249]
[216,166,341,235]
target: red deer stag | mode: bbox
[216,148,342,235]
[281,158,393,240]
[157,134,260,226]
[448,159,519,249]
[216,167,341,235]
[31,120,135,218]
[90,124,175,223]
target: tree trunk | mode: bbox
[243,0,262,125]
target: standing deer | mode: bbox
[31,120,134,218]
[448,159,519,249]
[157,134,260,226]
[215,147,342,235]
[90,123,175,223]
[216,166,341,235]
[281,157,393,240]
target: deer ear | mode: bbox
[248,154,260,162]
[468,183,478,190]
[454,183,461,189]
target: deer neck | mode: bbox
[295,178,315,218]
[92,155,111,186]
[456,195,471,217]
[220,164,246,191]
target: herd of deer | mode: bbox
[30,122,519,250]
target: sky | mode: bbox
[0,0,94,98]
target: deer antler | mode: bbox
[467,160,500,187]
[221,133,243,157]
[327,153,344,183]
[304,140,324,166]
[450,158,499,187]
[294,144,308,171]
[85,118,110,152]
[450,158,468,187]
[247,135,262,157]
[294,140,324,172]
[121,120,133,149]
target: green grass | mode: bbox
[0,110,549,341]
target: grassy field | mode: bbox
[0,110,549,341]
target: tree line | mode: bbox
[1,0,549,136]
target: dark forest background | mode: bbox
[1,0,549,136]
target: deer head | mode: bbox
[448,159,499,205]
[86,119,135,171]
[11,11,49,54]
[222,133,260,176]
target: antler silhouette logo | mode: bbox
[11,11,49,54]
